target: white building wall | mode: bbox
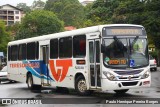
[14,10,21,22]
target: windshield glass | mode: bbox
[103,38,149,68]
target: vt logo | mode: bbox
[49,59,72,82]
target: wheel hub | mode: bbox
[78,80,87,92]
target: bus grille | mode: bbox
[122,82,138,86]
[114,69,143,75]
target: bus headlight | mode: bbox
[103,71,116,81]
[141,70,150,79]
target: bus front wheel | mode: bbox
[75,75,91,96]
[114,89,129,94]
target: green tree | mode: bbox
[44,0,85,28]
[32,0,46,10]
[143,0,160,48]
[85,0,120,26]
[61,4,84,27]
[15,10,64,40]
[16,3,31,13]
[83,3,98,27]
[112,0,146,24]
[0,20,11,53]
[142,0,160,65]
[44,0,57,11]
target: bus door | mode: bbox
[40,45,50,86]
[89,39,101,88]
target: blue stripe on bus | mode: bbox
[22,60,54,81]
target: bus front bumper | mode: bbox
[101,77,151,91]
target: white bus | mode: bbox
[7,24,151,95]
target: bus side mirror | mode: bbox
[101,44,105,53]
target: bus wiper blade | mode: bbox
[131,36,139,47]
[113,36,118,41]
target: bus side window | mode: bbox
[27,42,36,60]
[73,35,86,58]
[59,37,72,58]
[50,39,58,59]
[18,44,26,60]
[8,46,11,61]
[11,45,18,61]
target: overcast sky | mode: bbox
[0,0,91,6]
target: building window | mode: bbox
[59,37,72,58]
[73,35,86,58]
[8,16,14,20]
[1,11,7,14]
[15,16,19,19]
[8,11,14,15]
[50,39,58,59]
[15,11,19,14]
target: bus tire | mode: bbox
[27,74,41,91]
[114,89,129,94]
[27,74,34,90]
[155,68,157,71]
[75,75,91,96]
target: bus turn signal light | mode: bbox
[76,60,85,65]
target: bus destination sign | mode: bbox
[104,27,143,36]
[108,59,127,65]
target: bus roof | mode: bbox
[8,24,143,45]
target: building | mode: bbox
[81,0,95,6]
[64,26,76,31]
[0,4,25,26]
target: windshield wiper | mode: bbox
[131,36,139,47]
[113,36,118,42]
[129,36,139,54]
[113,36,127,52]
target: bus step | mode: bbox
[42,83,51,86]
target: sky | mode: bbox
[0,0,91,6]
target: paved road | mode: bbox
[0,68,160,106]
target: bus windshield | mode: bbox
[103,37,149,69]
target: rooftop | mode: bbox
[0,4,23,11]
